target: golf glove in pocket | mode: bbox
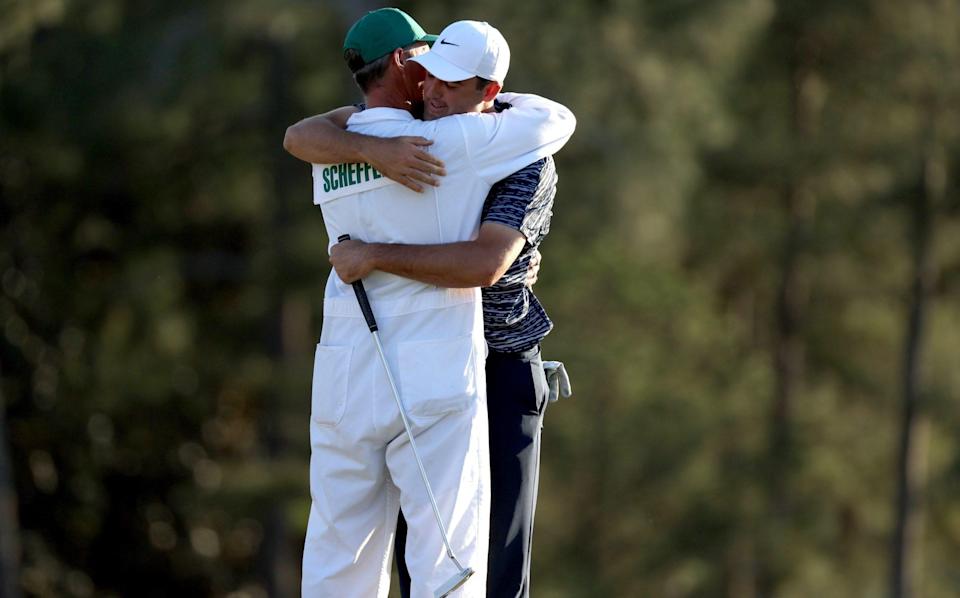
[542,360,572,403]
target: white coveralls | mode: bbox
[302,93,576,598]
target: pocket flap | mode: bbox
[311,344,353,426]
[398,335,478,418]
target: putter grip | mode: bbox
[337,234,378,332]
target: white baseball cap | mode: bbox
[410,20,510,83]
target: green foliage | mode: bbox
[1,0,958,596]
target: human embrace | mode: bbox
[284,8,575,597]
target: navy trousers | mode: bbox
[396,346,549,598]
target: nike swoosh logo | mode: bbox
[439,39,459,46]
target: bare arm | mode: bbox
[329,222,527,288]
[283,106,446,192]
[282,106,368,163]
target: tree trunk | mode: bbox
[259,39,298,598]
[0,364,22,598]
[770,183,807,512]
[758,22,819,597]
[889,148,941,598]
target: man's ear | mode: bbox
[391,47,405,68]
[482,82,502,102]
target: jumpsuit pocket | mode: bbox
[398,335,478,418]
[311,344,352,426]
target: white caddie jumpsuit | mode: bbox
[301,93,576,598]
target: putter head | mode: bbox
[434,567,474,598]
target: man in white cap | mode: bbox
[287,11,575,598]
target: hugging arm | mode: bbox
[330,223,526,288]
[459,92,576,184]
[330,150,558,289]
[283,106,446,192]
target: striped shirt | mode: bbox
[480,156,557,352]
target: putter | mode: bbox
[338,235,474,598]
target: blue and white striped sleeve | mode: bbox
[481,157,558,246]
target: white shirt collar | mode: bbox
[347,107,415,126]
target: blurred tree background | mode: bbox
[1,0,958,596]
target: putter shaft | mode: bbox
[370,329,466,571]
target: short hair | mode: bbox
[475,76,494,91]
[344,49,393,94]
[345,42,429,94]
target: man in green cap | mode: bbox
[289,9,575,598]
[285,8,447,191]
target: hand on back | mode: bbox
[365,136,446,192]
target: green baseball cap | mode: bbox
[343,8,437,67]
